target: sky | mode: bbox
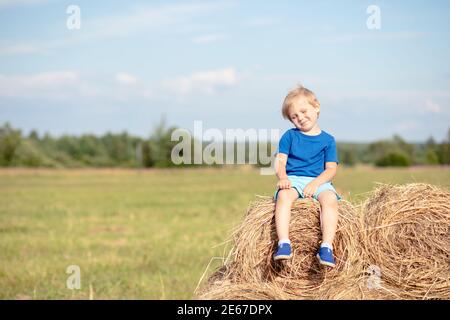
[0,0,449,142]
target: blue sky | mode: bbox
[0,0,449,142]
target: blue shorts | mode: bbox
[274,175,342,201]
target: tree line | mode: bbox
[0,122,449,168]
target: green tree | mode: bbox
[147,117,179,167]
[375,151,411,167]
[28,130,39,141]
[392,134,414,159]
[370,135,414,166]
[425,136,436,149]
[424,136,439,165]
[141,141,155,167]
[100,132,140,166]
[425,137,439,164]
[425,149,439,165]
[341,149,356,166]
[11,139,44,167]
[0,122,22,166]
[436,129,450,164]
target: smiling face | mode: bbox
[288,96,320,133]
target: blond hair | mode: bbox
[281,85,321,119]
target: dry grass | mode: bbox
[196,183,450,300]
[363,183,450,299]
[196,196,364,299]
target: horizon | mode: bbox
[4,120,446,145]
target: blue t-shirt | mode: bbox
[277,128,339,177]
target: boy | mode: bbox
[273,85,341,268]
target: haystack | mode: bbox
[363,183,450,299]
[196,196,364,299]
[196,183,450,300]
[197,278,295,300]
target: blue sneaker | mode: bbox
[316,247,336,267]
[273,243,292,261]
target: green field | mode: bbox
[0,166,449,299]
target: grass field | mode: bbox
[0,165,449,299]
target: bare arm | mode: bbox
[302,162,338,198]
[275,153,288,180]
[275,153,291,189]
[312,162,338,185]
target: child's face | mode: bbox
[288,97,320,132]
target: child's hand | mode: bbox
[303,181,320,198]
[277,178,292,190]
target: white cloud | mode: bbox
[86,2,234,40]
[162,68,238,96]
[0,0,49,9]
[395,121,419,133]
[320,89,450,110]
[193,34,227,44]
[242,17,279,28]
[0,2,235,56]
[0,70,155,103]
[0,68,239,103]
[0,37,78,56]
[0,71,79,98]
[424,99,442,114]
[318,31,426,44]
[115,72,138,85]
[0,43,44,55]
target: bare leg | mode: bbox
[275,188,299,241]
[318,191,339,245]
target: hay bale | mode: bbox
[197,184,449,300]
[197,195,364,300]
[363,183,450,299]
[315,273,400,300]
[231,196,363,298]
[195,263,236,299]
[197,280,296,300]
